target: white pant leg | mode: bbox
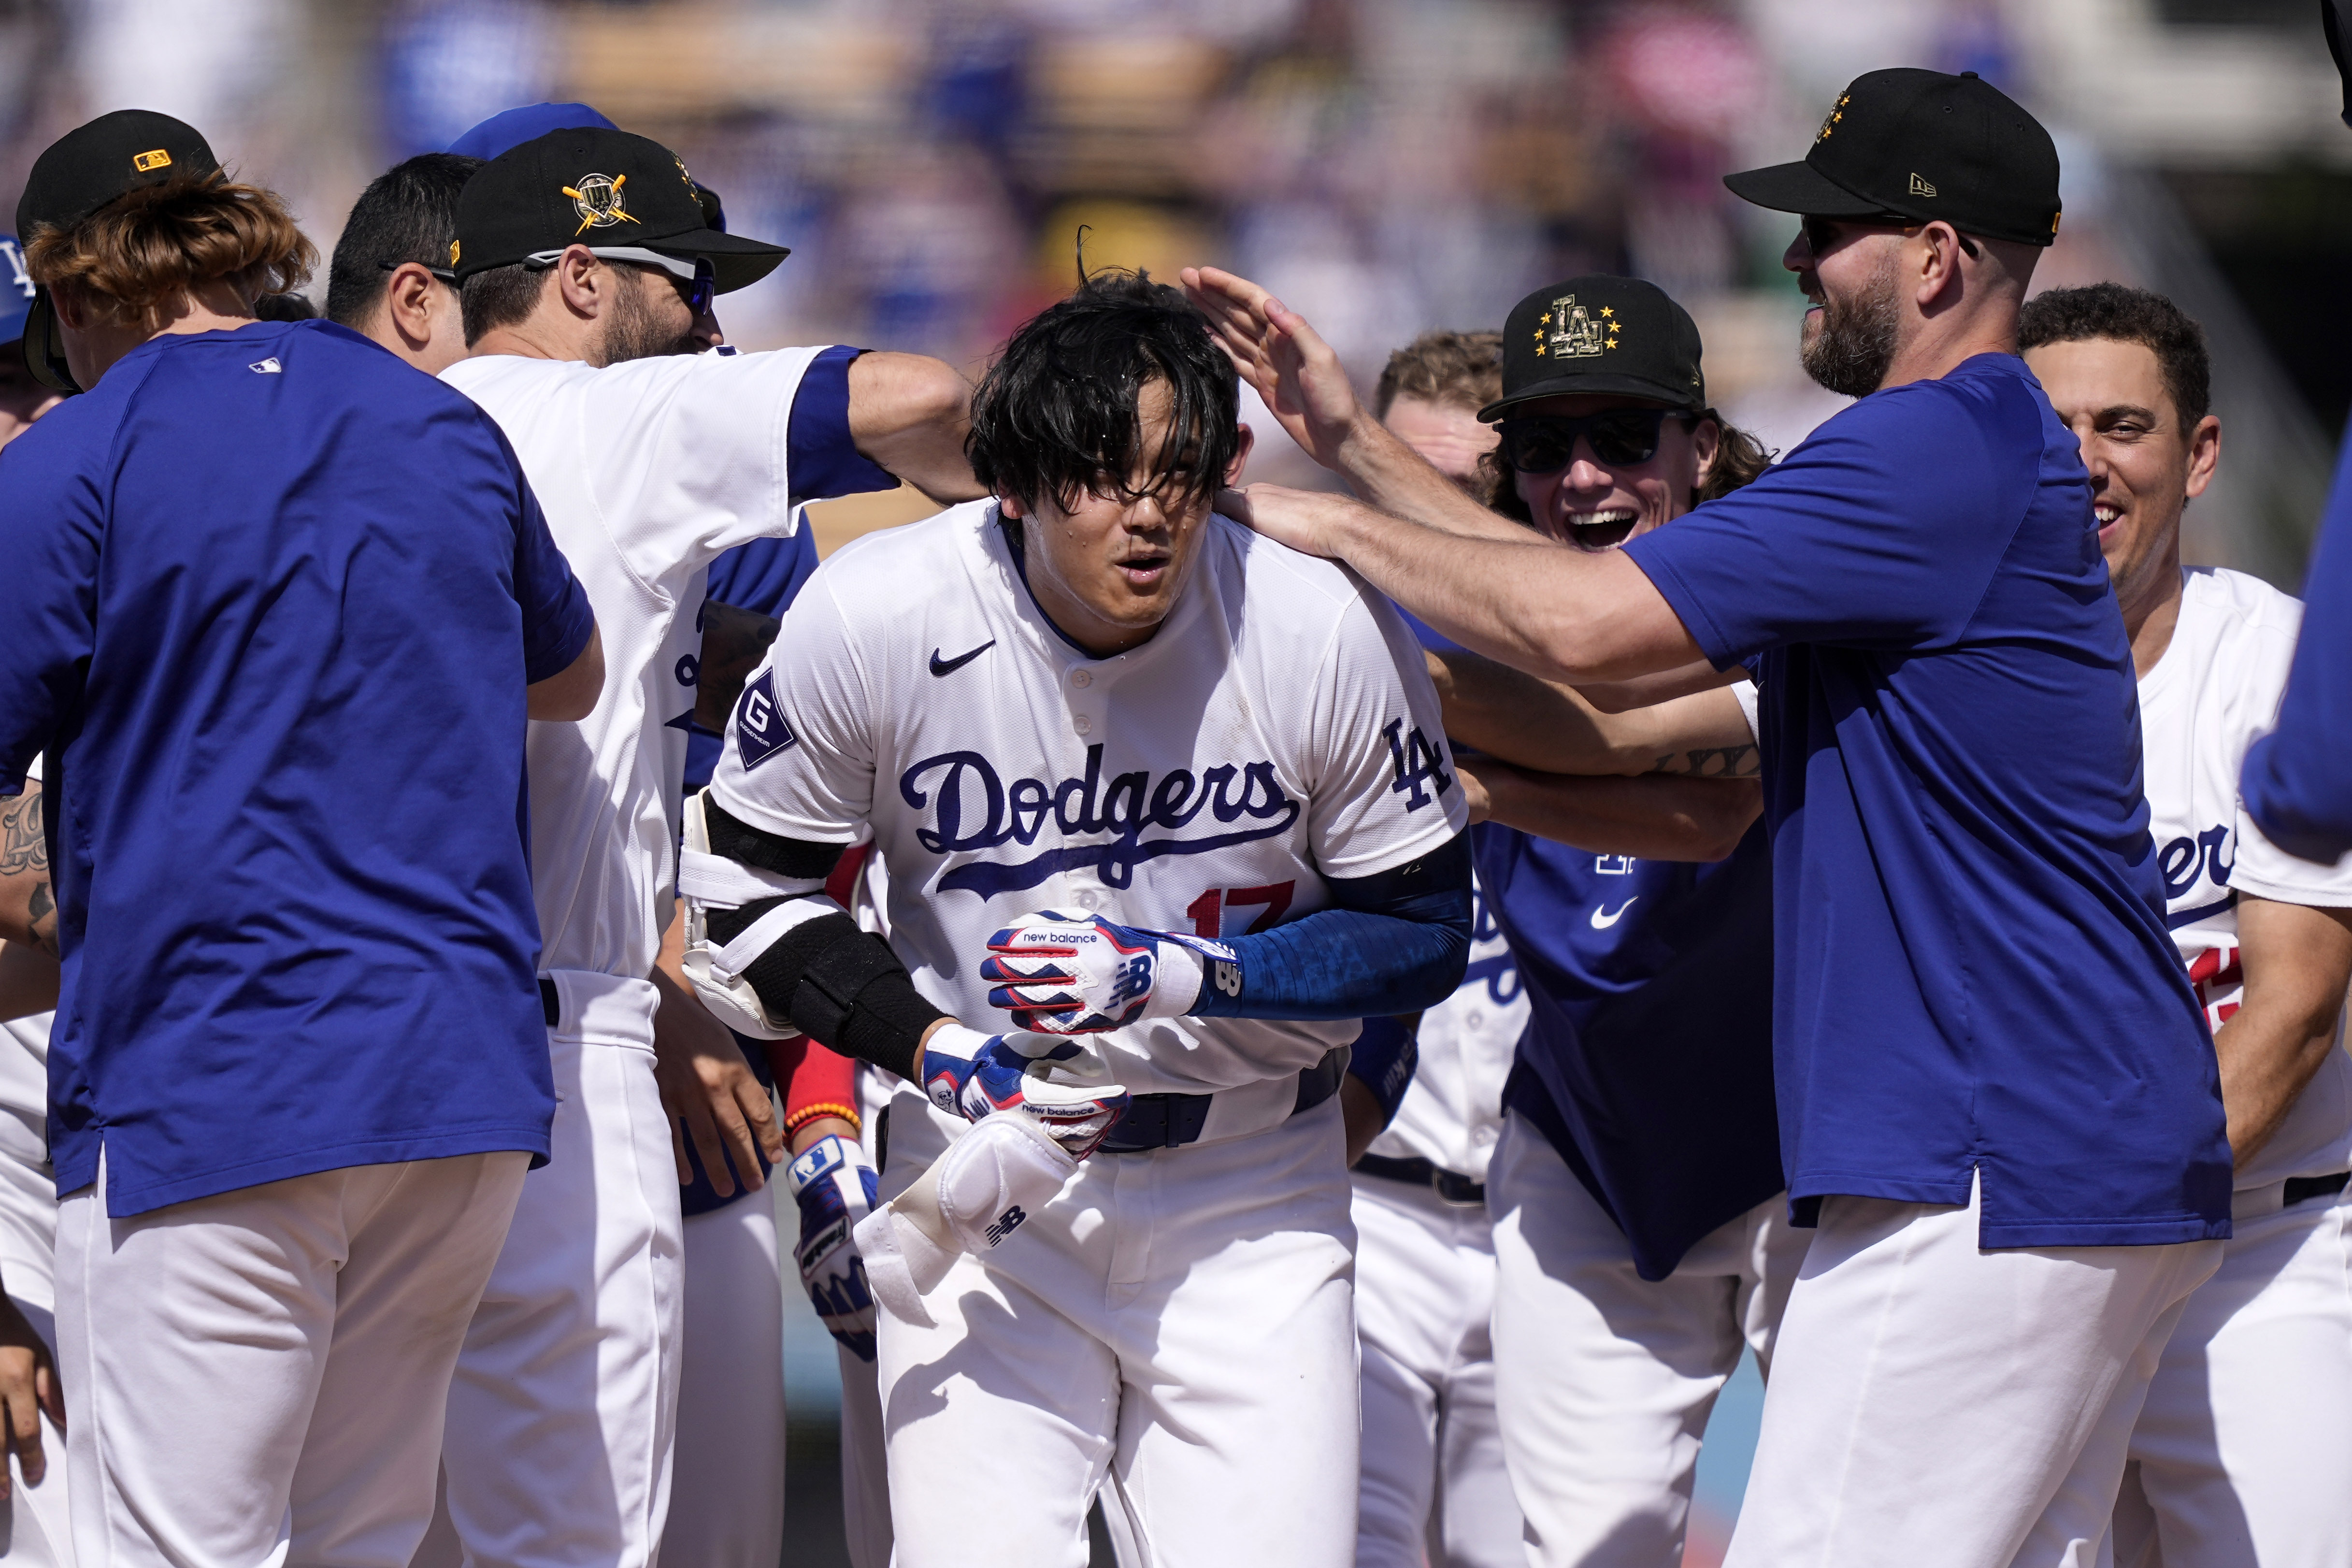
[878,1098,1359,1568]
[1488,1112,1806,1568]
[1723,1175,2222,1568]
[57,1151,526,1568]
[437,1020,684,1568]
[2121,1191,2352,1568]
[835,1347,891,1568]
[1350,1173,1520,1568]
[660,1200,784,1568]
[0,1142,70,1568]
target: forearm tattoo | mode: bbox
[1647,744,1761,778]
[697,600,783,733]
[0,789,56,957]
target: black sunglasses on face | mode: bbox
[1496,409,1690,473]
[1801,214,1980,261]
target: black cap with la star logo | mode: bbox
[1480,275,1707,423]
[452,126,788,292]
[1723,67,2062,248]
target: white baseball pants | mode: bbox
[1723,1174,2222,1568]
[1350,1170,1519,1568]
[1486,1112,1803,1568]
[876,1096,1359,1568]
[2107,1185,2352,1568]
[836,1075,897,1568]
[56,1149,527,1568]
[419,976,682,1568]
[0,1014,70,1568]
[659,1197,784,1568]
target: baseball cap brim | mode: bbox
[1477,372,1702,423]
[20,290,77,394]
[1722,159,1890,218]
[645,227,787,293]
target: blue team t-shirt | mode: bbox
[0,319,594,1216]
[1624,352,2229,1246]
[2243,416,2352,863]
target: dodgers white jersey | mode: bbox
[707,500,1468,1101]
[1367,873,1524,1180]
[443,347,825,980]
[2140,566,2352,1190]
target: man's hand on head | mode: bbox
[1181,267,1374,471]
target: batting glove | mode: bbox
[786,1133,879,1362]
[918,1023,1131,1161]
[977,911,1239,1034]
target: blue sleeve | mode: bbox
[2244,427,2352,862]
[0,416,104,791]
[788,345,898,506]
[1345,1014,1420,1124]
[513,478,596,683]
[706,524,820,621]
[1623,373,2035,667]
[1191,833,1473,1021]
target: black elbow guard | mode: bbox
[707,901,946,1083]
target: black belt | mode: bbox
[539,978,560,1029]
[1098,1046,1347,1155]
[2284,1170,2351,1208]
[1355,1152,1485,1207]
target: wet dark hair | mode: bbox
[2017,282,2210,428]
[1479,408,1773,523]
[324,152,481,328]
[967,268,1240,528]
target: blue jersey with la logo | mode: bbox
[0,319,594,1215]
[706,500,1468,1104]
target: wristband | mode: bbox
[785,1101,862,1138]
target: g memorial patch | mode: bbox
[734,669,797,768]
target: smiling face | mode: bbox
[2023,334,2219,631]
[1383,394,1497,494]
[1506,392,1718,551]
[1001,377,1253,657]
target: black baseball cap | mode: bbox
[14,109,221,392]
[451,127,785,292]
[1724,68,2061,248]
[1481,275,1707,423]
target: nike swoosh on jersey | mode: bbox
[929,640,996,677]
[1590,897,1638,929]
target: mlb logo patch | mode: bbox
[734,669,796,769]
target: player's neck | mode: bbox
[2121,545,2186,681]
[467,309,595,365]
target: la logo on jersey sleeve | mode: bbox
[734,670,797,768]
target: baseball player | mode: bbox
[0,108,601,1568]
[679,268,1473,1567]
[322,150,480,373]
[1192,68,2235,1566]
[1343,331,1526,1568]
[2011,284,2352,1568]
[419,124,977,1568]
[0,239,65,1567]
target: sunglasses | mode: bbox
[655,259,717,318]
[1800,214,1980,261]
[520,249,717,316]
[377,258,458,285]
[1496,409,1692,473]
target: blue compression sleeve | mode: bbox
[1191,833,1472,1021]
[1346,1015,1421,1125]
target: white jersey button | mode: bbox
[1072,670,1093,688]
[1074,716,1093,734]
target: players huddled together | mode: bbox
[0,63,2339,1568]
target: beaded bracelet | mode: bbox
[784,1100,862,1138]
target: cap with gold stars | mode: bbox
[1723,67,2061,248]
[1479,274,1706,422]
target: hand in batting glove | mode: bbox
[786,1133,880,1362]
[976,911,1238,1034]
[918,1023,1131,1161]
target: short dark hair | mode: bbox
[2017,283,2211,428]
[967,269,1240,522]
[460,262,548,346]
[323,152,481,329]
[1374,330,1503,419]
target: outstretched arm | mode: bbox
[1183,267,1702,686]
[1431,650,1756,776]
[1470,765,1760,863]
[846,352,985,505]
